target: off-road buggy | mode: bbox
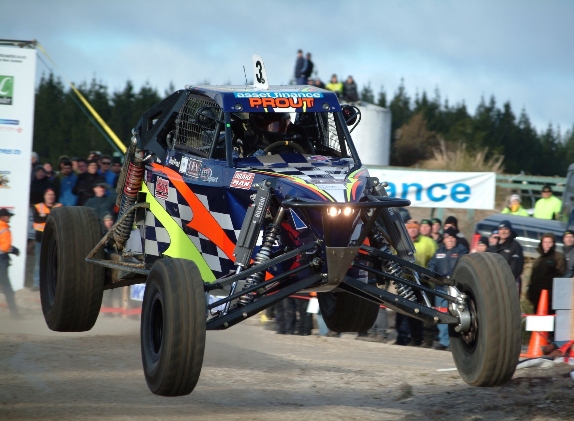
[40,57,521,396]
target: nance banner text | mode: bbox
[367,167,496,210]
[0,46,36,290]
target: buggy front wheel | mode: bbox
[449,253,521,387]
[141,258,206,396]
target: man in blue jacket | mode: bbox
[427,227,468,350]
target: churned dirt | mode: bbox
[1,289,573,421]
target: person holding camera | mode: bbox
[0,208,20,317]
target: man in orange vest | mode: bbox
[0,208,20,317]
[32,188,61,291]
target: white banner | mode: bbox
[367,167,496,209]
[0,45,36,290]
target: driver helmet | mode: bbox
[249,112,291,135]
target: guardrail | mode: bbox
[496,173,566,209]
[496,173,566,193]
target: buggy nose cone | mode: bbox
[325,246,360,286]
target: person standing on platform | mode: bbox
[294,49,306,85]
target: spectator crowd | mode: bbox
[293,49,360,103]
[27,151,122,291]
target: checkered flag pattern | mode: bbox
[143,176,239,278]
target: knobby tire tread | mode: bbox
[41,207,104,332]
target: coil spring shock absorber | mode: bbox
[238,207,286,306]
[113,138,145,250]
[371,229,417,302]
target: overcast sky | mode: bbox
[2,0,572,133]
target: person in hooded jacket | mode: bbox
[562,229,574,277]
[528,233,566,314]
[487,220,524,294]
[501,194,529,216]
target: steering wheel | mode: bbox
[263,140,307,155]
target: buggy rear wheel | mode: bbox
[318,289,379,333]
[40,206,104,332]
[141,258,206,396]
[449,253,521,387]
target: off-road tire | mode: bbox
[40,206,104,332]
[318,290,379,332]
[449,252,521,387]
[141,258,206,396]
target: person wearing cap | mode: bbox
[475,236,489,253]
[443,216,469,250]
[419,219,432,238]
[528,233,566,314]
[32,189,62,290]
[326,74,343,97]
[0,208,20,317]
[84,182,117,231]
[427,227,469,351]
[29,165,55,206]
[487,220,524,294]
[393,220,438,347]
[533,184,562,220]
[430,218,443,244]
[562,230,574,277]
[502,194,529,217]
[73,160,105,206]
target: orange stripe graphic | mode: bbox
[153,164,236,261]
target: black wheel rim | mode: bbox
[460,292,479,351]
[149,293,164,359]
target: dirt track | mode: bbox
[1,290,574,421]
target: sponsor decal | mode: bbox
[200,167,218,183]
[309,155,330,161]
[0,126,22,133]
[0,119,18,125]
[230,171,255,189]
[179,156,189,174]
[0,76,14,105]
[155,177,169,200]
[451,253,459,258]
[248,97,314,109]
[186,158,202,178]
[0,149,21,154]
[436,253,446,258]
[0,171,10,188]
[234,92,323,98]
[168,156,180,168]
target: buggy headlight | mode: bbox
[327,207,340,217]
[327,207,354,217]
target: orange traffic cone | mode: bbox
[520,289,550,358]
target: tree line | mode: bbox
[33,73,574,176]
[361,81,574,175]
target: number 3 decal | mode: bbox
[255,61,265,84]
